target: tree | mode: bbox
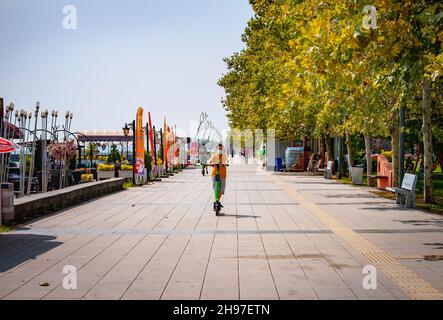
[107,144,121,163]
[219,0,442,202]
[145,151,152,172]
[86,143,99,160]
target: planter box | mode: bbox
[119,171,133,180]
[98,170,132,180]
[98,171,114,181]
[144,169,153,181]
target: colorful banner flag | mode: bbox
[135,107,145,183]
[174,124,178,166]
[167,126,171,166]
[163,117,167,167]
[148,112,155,165]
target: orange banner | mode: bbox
[135,107,145,181]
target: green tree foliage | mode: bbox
[145,151,152,172]
[107,144,121,163]
[219,0,442,202]
[86,143,99,160]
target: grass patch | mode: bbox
[414,173,443,214]
[0,223,17,233]
[334,175,368,187]
[123,181,146,189]
[335,173,443,216]
[123,181,135,189]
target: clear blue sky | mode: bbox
[0,0,252,135]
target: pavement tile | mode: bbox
[1,165,442,300]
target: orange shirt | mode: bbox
[209,153,228,178]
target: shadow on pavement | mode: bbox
[424,243,443,250]
[0,233,62,273]
[393,218,443,227]
[220,214,261,218]
[361,206,404,211]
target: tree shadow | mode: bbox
[393,218,443,227]
[361,207,404,211]
[0,233,62,273]
[423,243,443,250]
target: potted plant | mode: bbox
[119,162,134,179]
[157,158,164,175]
[145,151,153,181]
[97,163,115,180]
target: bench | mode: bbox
[386,173,417,208]
[367,174,389,187]
[319,161,333,179]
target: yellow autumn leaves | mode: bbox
[219,0,442,141]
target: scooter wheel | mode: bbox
[215,202,221,216]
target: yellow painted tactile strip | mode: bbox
[271,176,443,300]
[396,255,425,260]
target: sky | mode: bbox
[0,0,253,136]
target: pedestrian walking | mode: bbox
[199,143,208,175]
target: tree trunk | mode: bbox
[421,78,433,203]
[413,143,422,173]
[319,135,325,163]
[326,134,333,163]
[390,109,399,187]
[345,131,354,177]
[364,135,372,186]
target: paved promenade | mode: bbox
[1,163,443,300]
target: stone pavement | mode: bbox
[1,163,443,300]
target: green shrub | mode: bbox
[381,150,392,163]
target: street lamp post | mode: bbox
[132,119,135,183]
[122,123,130,160]
[122,121,135,183]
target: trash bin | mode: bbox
[351,167,364,185]
[275,157,283,171]
[1,183,15,223]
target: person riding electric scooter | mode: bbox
[209,143,228,215]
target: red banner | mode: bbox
[148,112,155,165]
